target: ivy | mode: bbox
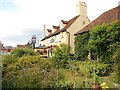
[74,32,90,61]
[89,21,120,63]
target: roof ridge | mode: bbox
[41,15,80,41]
[75,6,119,35]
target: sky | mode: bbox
[0,0,119,47]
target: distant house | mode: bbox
[34,45,47,57]
[17,44,30,48]
[41,1,90,57]
[4,46,14,53]
[0,41,13,55]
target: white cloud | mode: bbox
[0,0,119,46]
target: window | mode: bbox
[61,33,64,39]
[48,38,50,44]
[83,21,85,25]
[55,35,60,42]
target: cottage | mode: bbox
[41,1,90,57]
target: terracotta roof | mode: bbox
[41,15,80,41]
[61,20,68,24]
[75,6,120,35]
[47,29,52,32]
[17,45,29,48]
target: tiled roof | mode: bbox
[41,15,80,41]
[61,15,80,32]
[75,6,120,35]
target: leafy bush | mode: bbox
[57,80,73,88]
[2,55,18,67]
[53,44,70,69]
[2,55,57,88]
[72,60,111,78]
[89,21,120,63]
[10,47,36,57]
[110,45,120,84]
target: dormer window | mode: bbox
[60,20,68,30]
[47,29,52,35]
[52,25,60,33]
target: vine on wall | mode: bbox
[89,21,120,63]
[74,32,90,61]
[75,21,120,63]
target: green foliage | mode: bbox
[53,44,70,69]
[2,55,57,88]
[89,21,120,63]
[72,60,111,78]
[110,45,120,84]
[2,55,18,67]
[75,32,90,61]
[57,80,73,88]
[10,47,36,57]
[2,54,117,88]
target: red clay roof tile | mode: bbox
[75,6,120,35]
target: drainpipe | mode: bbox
[65,30,70,54]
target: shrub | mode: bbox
[75,60,111,78]
[89,21,120,63]
[2,56,57,88]
[10,47,36,57]
[53,44,70,69]
[2,55,18,67]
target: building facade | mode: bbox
[41,1,90,57]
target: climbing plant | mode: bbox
[74,32,90,61]
[89,21,120,63]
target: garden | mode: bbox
[1,21,120,89]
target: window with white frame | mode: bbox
[55,35,60,42]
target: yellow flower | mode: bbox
[105,86,109,88]
[100,83,106,86]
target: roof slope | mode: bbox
[75,6,120,35]
[41,15,80,41]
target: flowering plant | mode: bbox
[100,82,109,89]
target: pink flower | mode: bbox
[107,38,110,41]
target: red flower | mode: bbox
[98,42,100,44]
[107,38,110,41]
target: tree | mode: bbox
[53,44,70,69]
